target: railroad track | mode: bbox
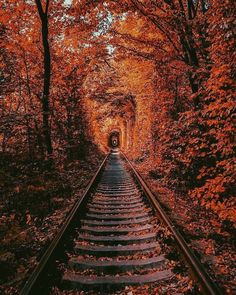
[20,150,222,295]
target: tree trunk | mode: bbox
[35,0,53,158]
[66,105,74,161]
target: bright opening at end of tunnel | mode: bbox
[109,131,120,148]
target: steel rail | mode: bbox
[122,152,223,295]
[20,154,109,295]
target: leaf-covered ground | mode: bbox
[134,161,236,294]
[0,152,103,295]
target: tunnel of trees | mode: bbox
[0,0,235,294]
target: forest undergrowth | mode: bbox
[133,159,236,294]
[0,148,103,294]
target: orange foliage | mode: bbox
[1,0,235,222]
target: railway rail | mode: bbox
[20,150,222,295]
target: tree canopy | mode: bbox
[1,0,235,220]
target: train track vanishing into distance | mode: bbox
[20,150,222,295]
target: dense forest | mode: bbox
[0,0,235,294]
